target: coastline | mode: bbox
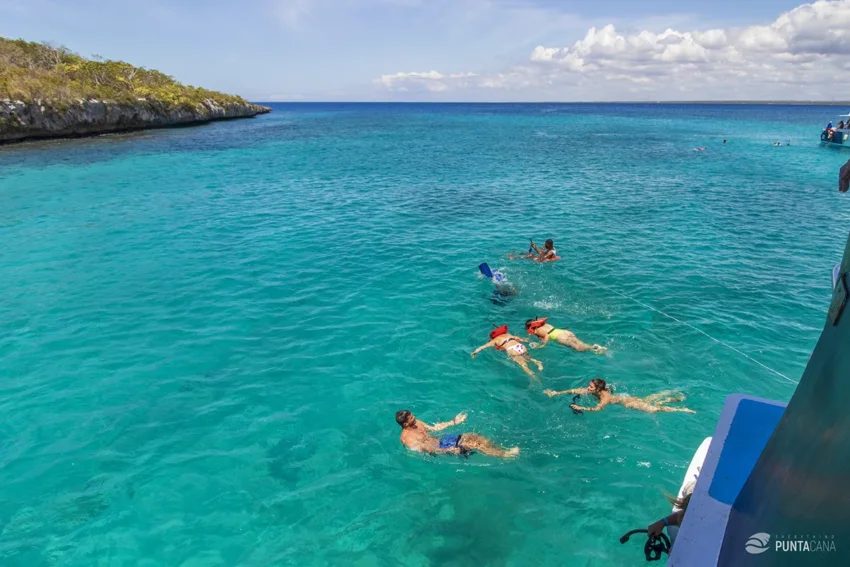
[255,100,850,106]
[0,99,272,145]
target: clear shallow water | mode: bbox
[1,103,849,566]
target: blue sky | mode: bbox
[0,0,843,101]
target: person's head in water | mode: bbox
[544,239,554,250]
[588,378,608,394]
[396,410,415,428]
[525,319,535,331]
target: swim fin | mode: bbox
[479,263,494,279]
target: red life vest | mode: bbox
[490,325,508,340]
[526,318,548,335]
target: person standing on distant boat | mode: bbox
[525,317,607,354]
[395,410,519,458]
[544,378,695,414]
[471,325,543,380]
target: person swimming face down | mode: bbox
[524,318,607,354]
[545,378,694,414]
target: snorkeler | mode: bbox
[544,378,695,414]
[395,410,519,458]
[471,325,543,380]
[509,239,559,262]
[525,317,606,354]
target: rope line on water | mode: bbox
[565,270,798,385]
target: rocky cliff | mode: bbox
[0,98,271,144]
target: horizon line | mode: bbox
[253,100,850,106]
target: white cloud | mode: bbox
[272,0,313,28]
[376,71,478,93]
[375,0,850,100]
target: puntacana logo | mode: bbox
[746,533,771,555]
[744,533,837,555]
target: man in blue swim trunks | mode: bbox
[395,410,519,458]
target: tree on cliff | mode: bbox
[0,36,249,109]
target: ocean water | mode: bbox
[1,103,849,566]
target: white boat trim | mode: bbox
[668,394,787,567]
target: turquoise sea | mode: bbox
[1,103,849,566]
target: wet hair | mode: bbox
[667,491,692,511]
[544,239,554,249]
[396,410,412,427]
[665,486,693,516]
[590,378,608,392]
[525,319,535,329]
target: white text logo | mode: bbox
[745,533,837,555]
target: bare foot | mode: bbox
[593,345,607,354]
[505,447,520,458]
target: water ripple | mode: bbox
[0,103,846,566]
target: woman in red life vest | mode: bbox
[525,317,607,354]
[471,325,544,381]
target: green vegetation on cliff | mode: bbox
[0,37,248,109]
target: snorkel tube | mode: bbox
[571,395,584,415]
[619,529,671,562]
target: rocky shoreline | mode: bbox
[0,99,271,145]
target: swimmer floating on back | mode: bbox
[396,410,519,458]
[471,325,543,381]
[525,317,607,354]
[509,239,559,262]
[544,378,695,414]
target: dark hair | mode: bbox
[396,410,412,427]
[590,378,608,392]
[545,239,554,248]
[525,319,534,329]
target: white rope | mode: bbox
[565,270,798,385]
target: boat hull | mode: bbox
[820,140,850,150]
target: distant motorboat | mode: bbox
[820,112,850,149]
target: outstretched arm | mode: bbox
[648,509,684,537]
[544,387,587,397]
[471,340,495,358]
[424,412,467,432]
